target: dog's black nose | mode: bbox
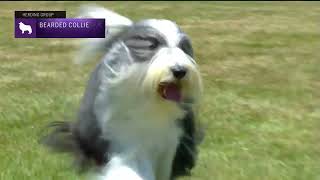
[171,65,187,79]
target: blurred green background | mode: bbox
[0,1,319,180]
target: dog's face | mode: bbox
[106,19,202,109]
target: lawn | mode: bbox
[0,1,319,180]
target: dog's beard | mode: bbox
[141,47,202,106]
[109,60,201,108]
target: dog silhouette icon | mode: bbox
[19,22,32,34]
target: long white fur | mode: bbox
[93,47,201,180]
[95,56,186,180]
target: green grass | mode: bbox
[1,1,320,180]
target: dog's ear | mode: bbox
[74,5,133,65]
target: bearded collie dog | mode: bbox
[42,5,203,180]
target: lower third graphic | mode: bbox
[15,18,105,38]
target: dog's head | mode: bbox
[77,7,202,110]
[122,19,202,107]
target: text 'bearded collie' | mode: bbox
[42,5,204,180]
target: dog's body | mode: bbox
[42,6,203,180]
[18,22,32,34]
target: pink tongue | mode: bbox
[164,84,182,102]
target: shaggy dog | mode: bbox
[42,6,203,180]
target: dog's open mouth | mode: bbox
[158,82,182,102]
